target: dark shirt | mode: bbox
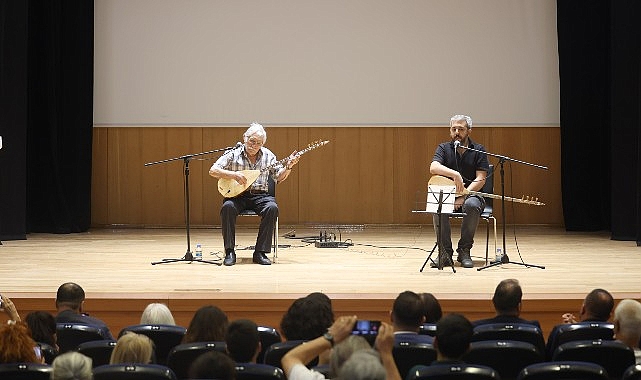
[56,309,115,340]
[432,139,489,187]
[472,315,541,330]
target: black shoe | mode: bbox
[456,248,474,268]
[223,250,236,266]
[430,252,453,268]
[253,251,272,265]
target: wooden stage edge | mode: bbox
[3,224,641,339]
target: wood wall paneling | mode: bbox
[92,126,561,227]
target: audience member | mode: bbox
[140,303,176,325]
[613,299,641,363]
[433,313,474,363]
[546,288,615,357]
[226,319,260,363]
[55,282,114,339]
[472,279,541,328]
[188,350,236,380]
[561,288,615,324]
[109,332,154,364]
[280,292,334,341]
[25,311,58,351]
[391,291,433,344]
[282,315,401,380]
[182,305,229,343]
[0,322,42,363]
[337,349,386,380]
[51,351,93,380]
[419,292,442,323]
[280,292,335,364]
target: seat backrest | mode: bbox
[517,360,609,380]
[546,322,615,359]
[235,363,285,380]
[56,322,109,353]
[418,323,437,336]
[406,363,499,380]
[623,364,641,380]
[463,340,544,380]
[166,341,227,380]
[119,324,187,366]
[77,339,118,367]
[552,339,636,380]
[472,323,546,355]
[257,326,282,364]
[93,363,177,380]
[262,340,305,368]
[392,341,437,380]
[0,362,53,380]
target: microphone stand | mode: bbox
[146,145,237,265]
[458,145,548,270]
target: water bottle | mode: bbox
[195,243,203,260]
[495,247,502,262]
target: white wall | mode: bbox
[94,0,559,126]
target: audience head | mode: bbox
[55,282,86,312]
[183,305,229,343]
[613,299,641,348]
[110,332,154,364]
[419,292,442,323]
[391,290,426,332]
[280,292,334,341]
[581,288,614,321]
[329,334,371,377]
[25,311,57,348]
[225,319,260,363]
[492,279,523,316]
[434,313,473,361]
[337,349,385,380]
[140,303,175,325]
[0,322,40,363]
[188,350,236,380]
[51,352,93,380]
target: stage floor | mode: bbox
[1,225,639,336]
[2,225,639,299]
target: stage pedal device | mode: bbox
[315,241,353,248]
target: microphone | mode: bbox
[453,140,460,150]
[235,142,243,149]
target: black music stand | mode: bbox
[456,147,547,270]
[418,188,457,273]
[146,146,235,265]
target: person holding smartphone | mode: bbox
[0,294,21,323]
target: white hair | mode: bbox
[140,303,176,325]
[450,115,473,129]
[337,349,386,380]
[244,122,267,143]
[51,352,93,380]
[614,299,641,338]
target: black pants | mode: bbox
[220,193,278,253]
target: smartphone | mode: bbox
[351,320,381,345]
[34,345,42,360]
[0,295,3,309]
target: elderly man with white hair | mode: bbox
[614,299,641,363]
[209,122,299,266]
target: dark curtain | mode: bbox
[0,1,28,240]
[558,0,641,243]
[0,0,93,238]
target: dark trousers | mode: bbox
[432,195,485,253]
[220,193,278,253]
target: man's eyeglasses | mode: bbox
[246,137,264,146]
